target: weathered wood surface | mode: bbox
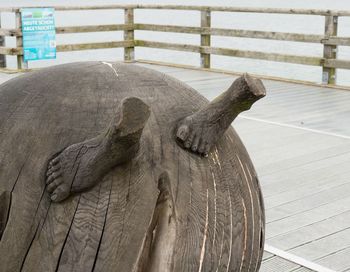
[324,59,350,69]
[0,62,264,271]
[124,9,135,62]
[7,5,349,16]
[57,24,134,34]
[141,63,350,271]
[0,39,325,68]
[1,5,350,80]
[200,11,211,68]
[0,46,22,55]
[137,24,326,43]
[323,16,338,84]
[0,28,20,37]
[15,12,26,69]
[5,23,350,47]
[56,41,134,52]
[136,40,324,66]
[1,25,131,37]
[5,63,350,270]
[0,15,5,68]
[0,41,134,56]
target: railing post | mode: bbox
[200,10,211,69]
[322,15,338,84]
[0,12,6,68]
[124,8,135,62]
[15,10,28,70]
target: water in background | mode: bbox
[1,0,350,85]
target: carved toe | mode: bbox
[184,132,194,149]
[47,177,63,193]
[191,135,200,152]
[49,156,60,167]
[176,124,189,141]
[204,143,210,157]
[51,183,70,202]
[198,141,206,154]
[47,164,61,176]
[46,171,62,185]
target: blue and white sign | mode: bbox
[21,8,56,61]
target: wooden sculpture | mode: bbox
[0,62,265,272]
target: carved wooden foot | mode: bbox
[45,97,150,202]
[176,73,266,156]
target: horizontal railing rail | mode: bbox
[0,5,350,84]
[3,24,350,46]
[3,5,350,16]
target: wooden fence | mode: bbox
[1,5,350,84]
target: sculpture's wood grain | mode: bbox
[56,179,112,271]
[0,62,264,272]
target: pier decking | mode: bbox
[1,62,350,271]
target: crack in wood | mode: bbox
[0,191,11,240]
[91,181,113,272]
[136,171,176,272]
[19,222,41,272]
[54,195,82,272]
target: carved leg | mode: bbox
[46,97,150,202]
[176,73,266,156]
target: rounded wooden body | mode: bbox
[0,62,265,272]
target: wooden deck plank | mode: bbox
[260,256,301,272]
[260,151,350,190]
[253,143,350,177]
[267,210,350,250]
[289,228,350,262]
[265,196,350,239]
[266,182,350,223]
[262,251,275,261]
[317,247,350,272]
[292,268,315,272]
[262,168,350,209]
